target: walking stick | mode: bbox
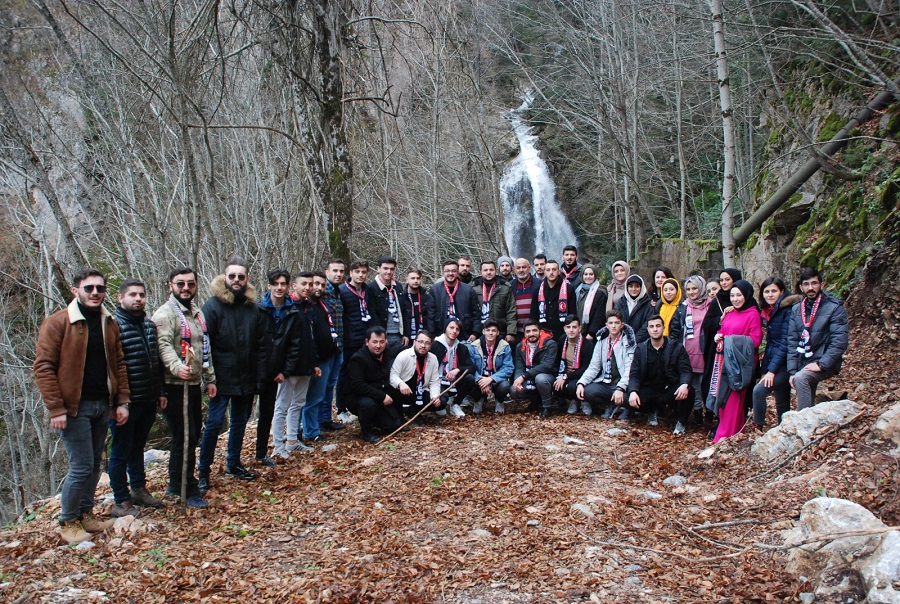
[181,347,195,512]
[381,369,469,443]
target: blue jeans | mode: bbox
[108,402,158,503]
[319,351,343,424]
[198,394,253,473]
[58,399,109,522]
[303,355,338,438]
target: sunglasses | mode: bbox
[227,273,247,282]
[173,280,197,289]
[82,285,107,294]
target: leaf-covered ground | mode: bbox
[2,326,898,603]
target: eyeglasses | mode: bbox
[227,273,247,282]
[82,285,107,294]
[173,280,197,289]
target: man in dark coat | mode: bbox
[472,260,517,343]
[367,256,411,351]
[347,326,404,443]
[425,259,478,338]
[530,260,573,339]
[627,315,694,433]
[553,315,596,415]
[109,278,167,517]
[509,320,559,418]
[198,257,268,488]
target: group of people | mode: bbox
[34,247,849,543]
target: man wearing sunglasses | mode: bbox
[152,266,217,508]
[198,257,268,488]
[34,268,131,543]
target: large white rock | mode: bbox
[751,399,862,461]
[784,497,900,604]
[872,402,900,447]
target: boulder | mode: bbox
[872,402,900,447]
[751,400,861,461]
[784,497,900,604]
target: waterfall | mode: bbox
[500,93,577,261]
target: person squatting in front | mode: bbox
[509,320,559,417]
[576,310,636,420]
[554,315,596,416]
[470,320,515,414]
[388,330,443,421]
[430,318,479,417]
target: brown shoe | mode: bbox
[81,513,115,533]
[130,488,162,508]
[59,519,92,544]
[111,501,138,518]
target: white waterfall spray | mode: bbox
[500,92,577,260]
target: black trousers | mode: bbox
[440,374,478,406]
[634,385,694,425]
[336,343,362,414]
[256,379,277,459]
[350,395,403,435]
[162,384,203,498]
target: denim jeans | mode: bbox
[751,370,791,426]
[303,355,338,439]
[163,384,203,497]
[318,351,343,424]
[108,402,158,503]
[273,376,309,447]
[58,398,109,522]
[198,393,253,473]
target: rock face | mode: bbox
[751,400,862,461]
[872,402,900,448]
[785,497,900,604]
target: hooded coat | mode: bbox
[760,293,801,375]
[614,275,653,343]
[202,276,268,396]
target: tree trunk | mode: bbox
[709,0,737,266]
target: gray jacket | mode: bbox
[786,292,849,375]
[711,335,756,410]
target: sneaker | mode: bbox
[601,404,615,419]
[540,408,552,419]
[286,441,313,454]
[673,422,686,435]
[59,519,92,544]
[472,399,483,414]
[435,408,448,416]
[359,432,381,444]
[337,411,357,424]
[130,487,162,508]
[272,447,289,460]
[617,408,632,421]
[305,435,323,443]
[225,464,257,481]
[110,501,137,518]
[581,401,592,416]
[321,421,345,432]
[494,401,505,414]
[256,455,276,467]
[186,495,208,509]
[448,404,465,418]
[198,474,211,494]
[648,412,659,426]
[567,401,578,415]
[81,513,114,533]
[460,397,473,408]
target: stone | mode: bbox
[570,503,594,518]
[469,528,493,539]
[784,497,900,604]
[563,436,586,445]
[751,400,862,461]
[321,444,338,452]
[74,541,95,551]
[872,402,900,447]
[360,457,382,466]
[697,446,716,459]
[624,564,643,572]
[112,516,147,537]
[662,475,687,487]
[642,491,663,500]
[526,519,540,527]
[143,449,169,465]
[606,428,626,436]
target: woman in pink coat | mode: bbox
[712,280,763,442]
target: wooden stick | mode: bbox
[380,370,470,443]
[181,347,195,513]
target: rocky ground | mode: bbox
[1,323,898,603]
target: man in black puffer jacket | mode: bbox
[109,279,167,517]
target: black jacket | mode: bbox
[614,295,654,343]
[367,278,412,338]
[403,286,428,337]
[202,276,268,396]
[347,347,394,407]
[575,286,609,337]
[425,280,478,338]
[307,297,339,361]
[530,278,573,339]
[513,331,559,381]
[113,306,164,405]
[340,282,378,348]
[554,334,596,383]
[627,338,693,395]
[286,299,321,376]
[257,293,304,381]
[430,339,477,377]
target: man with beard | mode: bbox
[389,330,443,419]
[457,255,474,285]
[426,260,478,338]
[472,260,517,344]
[509,321,558,418]
[109,279,166,517]
[347,327,404,443]
[152,266,215,508]
[788,268,849,410]
[404,268,427,339]
[530,260,572,339]
[512,258,536,339]
[35,268,131,542]
[532,254,547,280]
[560,245,582,286]
[497,255,515,284]
[198,257,267,488]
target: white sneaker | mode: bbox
[448,404,465,418]
[472,399,483,414]
[337,411,357,424]
[272,447,290,460]
[673,422,686,435]
[435,408,448,416]
[286,441,313,454]
[648,412,659,426]
[494,401,505,414]
[567,401,578,414]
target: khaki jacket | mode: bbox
[152,295,216,386]
[33,300,131,418]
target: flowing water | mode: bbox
[500,93,577,260]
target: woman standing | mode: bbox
[670,275,712,423]
[751,278,800,429]
[658,278,683,336]
[606,261,630,311]
[711,280,763,442]
[648,266,675,306]
[575,264,608,339]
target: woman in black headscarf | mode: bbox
[700,267,744,427]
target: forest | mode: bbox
[0,0,898,542]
